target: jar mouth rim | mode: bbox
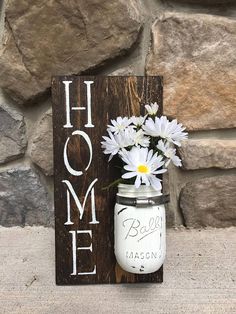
[118,183,160,189]
[118,183,162,194]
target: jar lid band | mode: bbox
[116,194,170,207]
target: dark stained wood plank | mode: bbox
[51,76,163,285]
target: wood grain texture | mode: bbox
[51,76,163,285]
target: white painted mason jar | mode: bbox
[114,184,169,274]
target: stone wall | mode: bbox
[0,0,235,228]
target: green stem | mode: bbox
[101,178,123,191]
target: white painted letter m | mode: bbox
[62,179,99,225]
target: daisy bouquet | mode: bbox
[101,102,188,191]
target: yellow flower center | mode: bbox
[137,164,149,174]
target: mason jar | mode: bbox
[114,184,169,274]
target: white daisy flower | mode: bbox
[128,129,150,147]
[101,130,132,161]
[157,140,182,167]
[131,116,146,126]
[145,102,159,115]
[143,116,188,146]
[119,146,167,191]
[168,119,188,147]
[107,116,132,134]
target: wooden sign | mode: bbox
[52,76,163,285]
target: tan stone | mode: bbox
[0,0,143,104]
[175,0,235,3]
[146,12,236,131]
[180,175,236,227]
[30,109,53,176]
[108,66,135,76]
[0,24,42,104]
[178,139,236,170]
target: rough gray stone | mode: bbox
[0,103,27,164]
[146,12,236,131]
[0,166,53,226]
[179,139,236,170]
[180,176,236,227]
[30,109,53,176]
[0,0,143,104]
